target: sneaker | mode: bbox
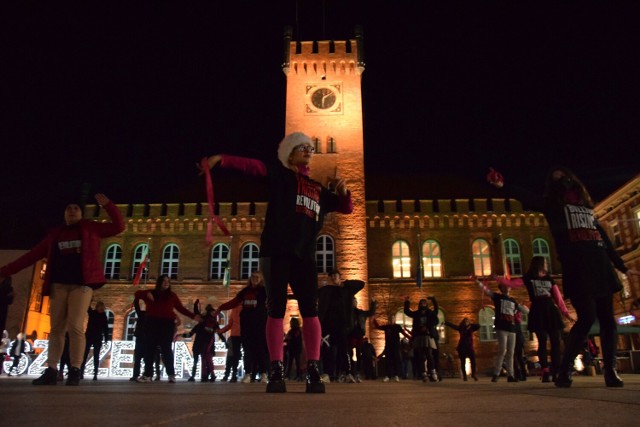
[393,376,400,382]
[136,375,152,383]
[33,367,58,386]
[320,373,330,383]
[429,370,439,382]
[168,375,176,383]
[66,367,81,386]
[241,374,252,384]
[187,376,195,382]
[491,375,498,383]
[346,374,356,383]
[154,375,161,381]
[355,374,362,383]
[260,373,268,383]
[383,376,390,382]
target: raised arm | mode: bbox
[476,279,494,297]
[443,321,460,332]
[200,154,267,177]
[93,194,125,237]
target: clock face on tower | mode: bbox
[305,83,342,114]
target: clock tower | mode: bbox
[281,26,368,288]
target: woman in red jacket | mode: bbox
[134,274,201,383]
[0,193,124,386]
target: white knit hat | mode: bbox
[278,132,313,168]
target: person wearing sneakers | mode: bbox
[200,132,353,393]
[404,296,440,382]
[217,271,268,385]
[487,166,639,388]
[134,275,201,383]
[521,256,574,383]
[0,193,124,386]
[477,279,529,383]
[219,304,242,383]
[373,314,409,383]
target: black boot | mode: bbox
[554,370,572,388]
[266,361,286,393]
[305,360,325,393]
[32,367,58,385]
[604,368,624,388]
[66,367,81,386]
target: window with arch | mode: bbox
[327,137,337,153]
[519,310,529,340]
[316,235,335,274]
[392,240,411,278]
[437,309,446,342]
[161,244,180,279]
[241,243,260,279]
[131,243,149,282]
[532,238,552,274]
[478,306,496,341]
[503,238,522,276]
[210,243,230,280]
[104,244,122,280]
[105,309,115,340]
[472,239,492,277]
[422,240,443,278]
[312,137,322,154]
[124,311,138,341]
[394,309,412,331]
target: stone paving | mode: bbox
[1,374,639,426]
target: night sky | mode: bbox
[2,2,639,248]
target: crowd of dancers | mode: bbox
[0,133,637,393]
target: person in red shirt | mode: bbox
[0,193,124,386]
[134,275,201,383]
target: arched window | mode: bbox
[105,309,115,340]
[395,309,411,331]
[437,309,446,343]
[479,307,496,341]
[131,243,149,282]
[392,240,411,278]
[161,244,180,279]
[104,244,122,280]
[124,311,138,341]
[472,239,492,277]
[210,243,230,280]
[327,137,337,153]
[241,243,260,279]
[503,238,522,276]
[422,240,443,278]
[532,238,552,274]
[316,235,335,274]
[313,137,322,154]
[519,310,529,340]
